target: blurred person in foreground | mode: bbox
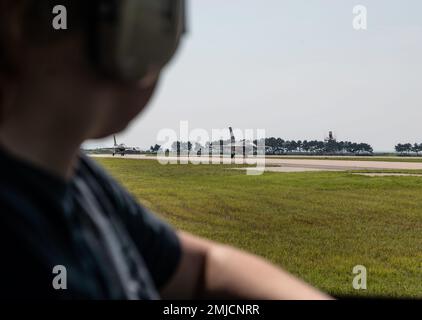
[0,0,331,299]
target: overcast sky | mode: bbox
[85,0,422,152]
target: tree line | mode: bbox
[395,143,422,156]
[149,138,374,155]
[259,138,373,155]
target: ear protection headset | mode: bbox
[89,0,186,81]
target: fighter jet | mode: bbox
[228,127,259,158]
[111,135,139,156]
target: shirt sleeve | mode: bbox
[81,156,182,290]
[117,192,182,290]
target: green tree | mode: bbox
[412,143,422,156]
[395,143,404,155]
[149,144,161,153]
[404,143,413,154]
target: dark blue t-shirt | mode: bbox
[0,148,181,299]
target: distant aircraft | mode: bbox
[111,135,139,156]
[228,127,258,158]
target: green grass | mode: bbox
[95,158,422,298]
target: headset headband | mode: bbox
[92,0,186,81]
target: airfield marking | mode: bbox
[231,167,339,173]
[352,173,422,177]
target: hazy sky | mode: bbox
[86,0,422,152]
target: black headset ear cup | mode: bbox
[88,0,186,81]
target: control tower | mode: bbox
[324,131,336,143]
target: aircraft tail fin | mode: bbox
[229,127,235,143]
[113,135,117,146]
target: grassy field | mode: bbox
[95,158,422,298]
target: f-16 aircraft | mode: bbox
[228,127,259,158]
[111,135,139,156]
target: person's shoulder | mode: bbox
[0,175,39,224]
[76,154,140,211]
[77,154,114,184]
[76,154,182,290]
[0,186,56,299]
[77,154,124,193]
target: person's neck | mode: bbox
[0,115,84,180]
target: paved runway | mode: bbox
[264,158,422,171]
[91,154,422,172]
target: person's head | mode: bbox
[0,0,184,140]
